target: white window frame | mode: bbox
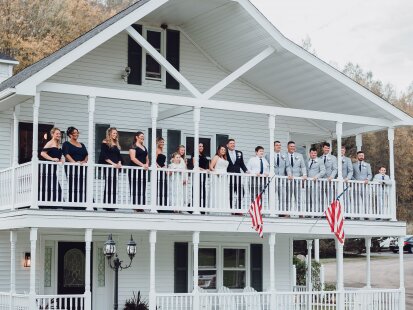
[142,26,166,84]
[222,247,248,291]
[197,246,218,291]
[191,244,250,292]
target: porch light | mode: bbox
[126,235,137,259]
[104,234,116,258]
[23,252,31,268]
[104,233,137,310]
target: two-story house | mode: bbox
[0,0,411,309]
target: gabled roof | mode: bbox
[0,0,412,132]
[0,0,149,92]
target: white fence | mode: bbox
[36,294,84,310]
[0,161,394,219]
[0,292,30,310]
[155,289,403,310]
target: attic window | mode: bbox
[145,29,162,81]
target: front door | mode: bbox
[58,242,90,295]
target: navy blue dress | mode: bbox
[38,147,63,203]
[129,145,148,205]
[156,153,168,207]
[99,143,122,205]
[62,142,88,203]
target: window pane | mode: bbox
[198,270,217,289]
[167,130,181,160]
[199,248,216,268]
[224,249,245,268]
[223,271,245,289]
[216,134,229,150]
[118,131,136,152]
[146,30,161,80]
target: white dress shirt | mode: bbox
[247,156,269,174]
[228,150,236,163]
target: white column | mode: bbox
[306,240,313,291]
[388,127,397,221]
[84,229,92,310]
[336,122,343,180]
[150,103,158,213]
[31,94,40,209]
[192,231,200,310]
[365,237,371,288]
[149,230,157,310]
[193,108,201,214]
[305,143,311,160]
[327,139,333,154]
[11,105,20,210]
[314,239,320,263]
[10,231,17,292]
[12,105,20,166]
[399,236,405,310]
[268,115,276,216]
[320,264,325,291]
[269,233,276,308]
[86,96,95,211]
[335,239,344,310]
[10,231,17,309]
[355,134,362,152]
[29,228,38,310]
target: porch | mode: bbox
[0,289,404,310]
[0,161,394,220]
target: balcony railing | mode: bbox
[0,161,394,220]
[155,289,403,310]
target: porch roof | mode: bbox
[0,0,412,134]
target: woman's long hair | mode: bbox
[215,145,227,160]
[105,127,121,149]
[50,127,61,147]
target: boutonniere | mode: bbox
[362,163,366,167]
[295,155,299,160]
[237,153,242,158]
[281,155,286,160]
[342,159,345,163]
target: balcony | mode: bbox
[0,161,395,220]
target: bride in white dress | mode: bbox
[209,145,229,210]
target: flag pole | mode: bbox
[236,174,276,231]
[308,186,349,233]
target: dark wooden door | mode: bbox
[58,242,88,295]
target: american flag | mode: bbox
[249,193,264,238]
[325,199,345,244]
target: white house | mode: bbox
[0,0,411,309]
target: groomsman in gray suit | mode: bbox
[353,151,372,182]
[319,142,337,180]
[341,146,353,181]
[307,147,326,209]
[373,166,392,212]
[352,151,372,213]
[265,141,292,176]
[265,141,292,213]
[286,141,307,211]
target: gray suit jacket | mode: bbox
[341,156,353,180]
[288,152,307,177]
[319,154,337,178]
[307,158,326,178]
[265,152,292,176]
[353,161,372,181]
[373,174,392,184]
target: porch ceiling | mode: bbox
[144,0,410,124]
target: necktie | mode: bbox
[324,156,326,164]
[359,162,362,172]
[260,158,263,174]
[291,154,294,167]
[276,154,280,167]
[382,175,385,180]
[310,160,314,168]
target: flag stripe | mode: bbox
[325,200,345,244]
[249,193,263,238]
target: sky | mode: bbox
[250,0,413,92]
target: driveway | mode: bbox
[322,252,413,309]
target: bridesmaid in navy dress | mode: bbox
[192,143,209,208]
[62,127,88,203]
[39,127,64,203]
[99,128,122,206]
[156,137,168,207]
[128,131,149,205]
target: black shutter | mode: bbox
[166,29,180,90]
[127,24,142,85]
[250,244,263,292]
[174,242,188,293]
